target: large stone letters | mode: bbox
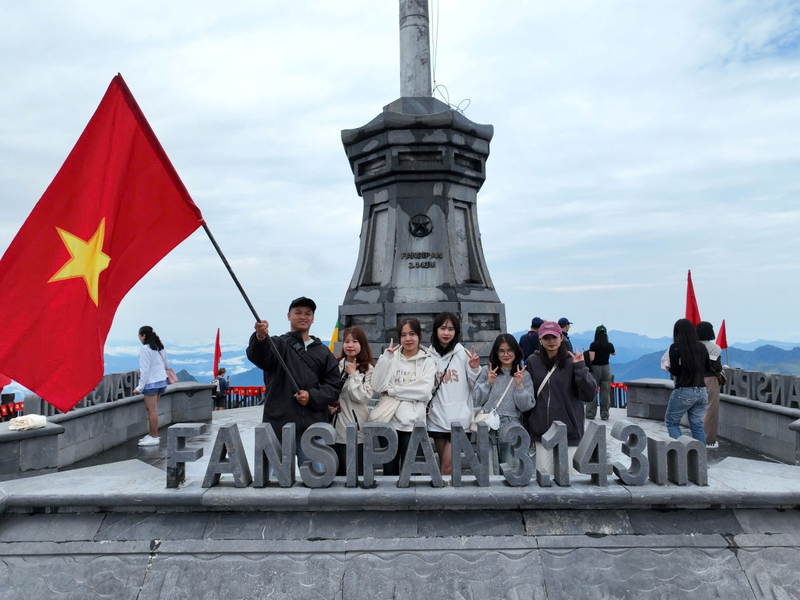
[722,369,800,409]
[191,421,709,489]
[541,421,570,486]
[647,436,708,486]
[397,422,443,488]
[299,423,338,488]
[499,423,534,486]
[362,423,397,488]
[166,423,206,489]
[573,422,613,486]
[450,423,490,487]
[610,420,649,486]
[202,423,252,488]
[253,423,295,488]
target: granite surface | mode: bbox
[1,408,799,598]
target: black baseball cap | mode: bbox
[558,317,573,327]
[288,297,317,312]
[531,317,544,328]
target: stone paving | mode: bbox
[1,407,799,598]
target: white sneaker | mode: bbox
[138,435,160,446]
[706,442,719,449]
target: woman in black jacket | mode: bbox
[665,318,712,443]
[524,321,597,473]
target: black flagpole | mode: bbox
[201,223,300,394]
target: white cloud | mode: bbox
[1,0,799,347]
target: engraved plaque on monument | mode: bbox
[337,0,506,355]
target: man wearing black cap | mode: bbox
[247,297,342,467]
[558,318,574,353]
[519,317,543,361]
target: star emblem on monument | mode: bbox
[409,214,433,238]
[48,218,111,306]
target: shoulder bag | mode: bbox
[470,377,514,432]
[159,351,178,385]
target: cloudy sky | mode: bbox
[1,0,799,358]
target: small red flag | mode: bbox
[213,328,222,378]
[685,270,701,326]
[716,319,728,350]
[0,75,204,412]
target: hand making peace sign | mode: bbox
[464,346,480,369]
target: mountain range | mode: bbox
[98,330,799,387]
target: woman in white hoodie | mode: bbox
[427,312,480,475]
[371,317,437,476]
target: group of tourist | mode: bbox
[132,298,724,467]
[241,298,600,476]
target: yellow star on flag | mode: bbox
[48,219,111,306]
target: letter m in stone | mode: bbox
[647,436,708,486]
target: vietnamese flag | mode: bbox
[0,75,204,412]
[685,270,701,326]
[0,373,11,391]
[717,319,728,350]
[213,328,222,378]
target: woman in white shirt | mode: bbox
[132,326,169,446]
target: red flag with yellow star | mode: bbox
[0,74,204,412]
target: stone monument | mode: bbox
[337,0,506,354]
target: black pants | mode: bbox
[382,430,413,476]
[333,442,363,476]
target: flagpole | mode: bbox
[201,223,301,394]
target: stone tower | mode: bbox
[336,0,506,354]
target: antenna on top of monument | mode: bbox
[399,0,432,97]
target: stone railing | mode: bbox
[4,381,214,478]
[626,370,800,465]
[25,371,142,418]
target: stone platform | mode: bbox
[1,407,799,598]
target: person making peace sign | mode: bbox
[473,333,535,468]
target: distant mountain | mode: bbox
[99,332,800,390]
[175,369,198,383]
[731,340,800,351]
[230,367,268,386]
[613,351,671,382]
[611,345,800,383]
[513,329,672,363]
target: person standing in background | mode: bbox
[587,325,616,421]
[558,318,574,352]
[696,321,723,449]
[519,317,544,362]
[664,318,711,443]
[213,367,229,411]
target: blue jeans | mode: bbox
[665,386,707,444]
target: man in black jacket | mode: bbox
[246,296,342,467]
[519,317,543,361]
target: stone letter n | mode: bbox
[253,423,296,488]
